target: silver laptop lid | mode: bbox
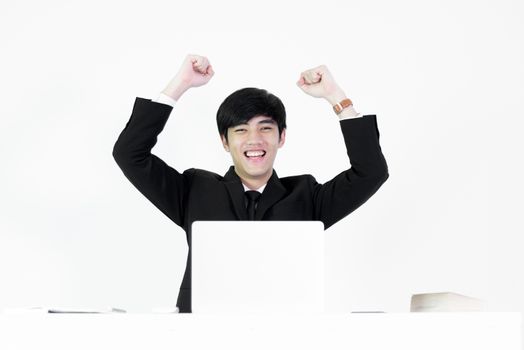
[191,221,325,313]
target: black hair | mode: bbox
[216,87,286,142]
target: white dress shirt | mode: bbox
[242,183,266,193]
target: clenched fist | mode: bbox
[176,54,214,88]
[296,65,344,101]
[163,54,214,101]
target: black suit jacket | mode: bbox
[113,97,389,312]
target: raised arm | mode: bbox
[296,65,389,228]
[112,54,214,227]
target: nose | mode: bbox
[246,130,263,145]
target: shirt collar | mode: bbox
[242,182,267,193]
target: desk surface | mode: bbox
[0,312,521,350]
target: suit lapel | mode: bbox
[223,166,248,220]
[255,170,286,220]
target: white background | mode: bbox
[0,0,522,317]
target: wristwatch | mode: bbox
[332,98,353,115]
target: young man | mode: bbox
[112,54,389,313]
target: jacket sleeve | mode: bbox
[312,115,389,229]
[112,97,193,228]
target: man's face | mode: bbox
[221,115,286,183]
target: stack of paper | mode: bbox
[410,292,485,312]
[2,306,126,314]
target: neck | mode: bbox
[237,171,272,191]
[242,180,264,191]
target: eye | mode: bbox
[261,126,273,131]
[234,128,247,133]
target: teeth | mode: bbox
[245,151,265,157]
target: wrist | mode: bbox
[162,86,187,102]
[337,105,360,119]
[324,89,348,105]
[163,77,190,101]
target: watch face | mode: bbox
[334,99,352,114]
[341,99,352,108]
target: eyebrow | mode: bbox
[234,118,276,127]
[257,119,276,125]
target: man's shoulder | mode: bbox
[185,168,224,181]
[278,173,317,187]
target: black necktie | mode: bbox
[245,190,261,220]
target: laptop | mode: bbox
[191,221,325,313]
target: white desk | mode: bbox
[0,312,521,350]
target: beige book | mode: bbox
[410,292,485,312]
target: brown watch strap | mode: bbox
[332,98,353,114]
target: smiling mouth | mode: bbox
[244,150,266,159]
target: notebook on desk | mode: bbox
[191,221,325,313]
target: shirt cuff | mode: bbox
[154,93,177,107]
[337,105,362,120]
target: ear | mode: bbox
[221,134,230,152]
[278,128,286,148]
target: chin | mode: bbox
[246,169,269,178]
[242,165,271,177]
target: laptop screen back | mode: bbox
[191,221,325,313]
